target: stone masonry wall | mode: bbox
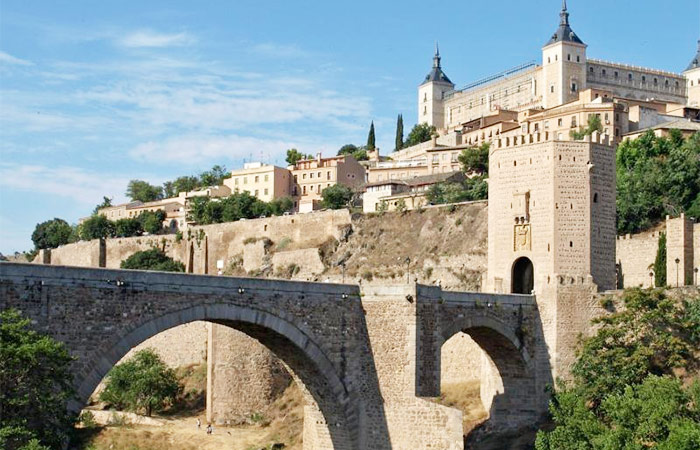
[666,214,694,287]
[616,229,661,288]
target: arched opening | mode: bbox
[74,305,356,449]
[438,318,537,446]
[512,257,534,294]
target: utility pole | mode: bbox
[675,258,680,287]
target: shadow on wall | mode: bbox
[415,288,553,445]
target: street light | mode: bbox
[649,271,654,288]
[341,262,346,283]
[675,258,680,287]
[695,267,698,286]
[405,257,411,284]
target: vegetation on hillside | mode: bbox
[536,288,700,449]
[616,130,700,234]
[126,165,231,203]
[120,248,185,272]
[426,143,490,205]
[187,191,293,225]
[99,349,181,417]
[0,309,75,450]
[321,184,354,209]
[404,123,436,147]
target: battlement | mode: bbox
[493,130,611,150]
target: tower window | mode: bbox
[628,73,633,81]
[654,78,658,85]
[567,54,571,61]
[571,82,577,92]
[424,93,427,101]
[589,67,594,73]
[602,69,606,76]
[570,241,573,247]
[548,57,551,63]
[642,75,646,83]
[550,85,555,93]
[576,55,580,62]
[594,193,598,203]
[614,71,618,78]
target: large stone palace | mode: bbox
[394,0,700,167]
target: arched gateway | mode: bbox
[512,257,534,294]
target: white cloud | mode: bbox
[0,163,130,205]
[251,43,309,58]
[0,50,33,66]
[128,134,295,165]
[119,30,194,48]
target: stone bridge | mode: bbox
[0,263,551,449]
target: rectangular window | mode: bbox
[264,188,268,195]
[243,177,247,184]
[303,186,306,194]
[558,118,563,127]
[235,178,239,185]
[254,189,259,196]
[255,176,259,182]
[264,174,269,182]
[327,171,331,180]
[310,172,313,179]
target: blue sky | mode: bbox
[0,0,697,254]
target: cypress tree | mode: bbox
[654,232,667,287]
[395,114,404,151]
[367,121,376,150]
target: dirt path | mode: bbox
[79,415,286,450]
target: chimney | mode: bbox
[316,152,322,163]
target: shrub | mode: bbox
[120,248,184,272]
[100,349,181,417]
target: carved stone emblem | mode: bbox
[514,224,531,251]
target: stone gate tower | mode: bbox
[684,40,700,107]
[542,1,587,109]
[418,43,454,129]
[485,131,616,377]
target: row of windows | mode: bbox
[431,153,460,164]
[233,174,270,185]
[299,184,332,195]
[588,67,681,88]
[547,53,582,64]
[295,171,333,181]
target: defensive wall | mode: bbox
[0,262,549,449]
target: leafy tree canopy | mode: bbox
[616,130,700,234]
[120,248,184,272]
[31,218,74,250]
[0,309,75,450]
[126,180,163,203]
[285,148,313,166]
[570,114,604,140]
[426,176,488,205]
[536,288,700,449]
[404,123,436,147]
[321,184,353,210]
[186,192,293,225]
[79,215,115,241]
[199,164,230,187]
[337,144,369,161]
[92,196,113,214]
[99,349,181,417]
[458,143,490,175]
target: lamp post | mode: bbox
[694,267,698,286]
[341,262,346,284]
[649,271,654,288]
[675,257,680,287]
[405,257,411,284]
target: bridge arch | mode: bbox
[439,314,537,431]
[76,303,356,448]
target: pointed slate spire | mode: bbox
[686,39,700,72]
[422,42,453,85]
[545,0,584,46]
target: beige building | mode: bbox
[406,2,697,164]
[623,117,700,141]
[291,153,365,213]
[98,198,186,232]
[365,159,429,183]
[224,162,292,203]
[362,172,464,213]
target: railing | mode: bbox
[444,61,538,99]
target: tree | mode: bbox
[269,197,294,216]
[138,210,166,234]
[120,248,184,272]
[164,175,200,197]
[404,123,436,147]
[0,309,75,449]
[426,176,488,205]
[286,148,311,166]
[458,143,490,175]
[616,131,700,234]
[655,232,667,287]
[114,218,142,238]
[92,196,113,214]
[126,180,163,203]
[99,349,181,417]
[395,114,404,151]
[199,165,229,187]
[321,184,353,209]
[79,215,115,241]
[367,121,376,150]
[536,288,700,449]
[570,114,604,140]
[338,144,368,161]
[31,218,74,249]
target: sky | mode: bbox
[0,0,698,254]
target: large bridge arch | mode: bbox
[76,303,355,447]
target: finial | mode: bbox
[559,0,570,26]
[432,42,441,69]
